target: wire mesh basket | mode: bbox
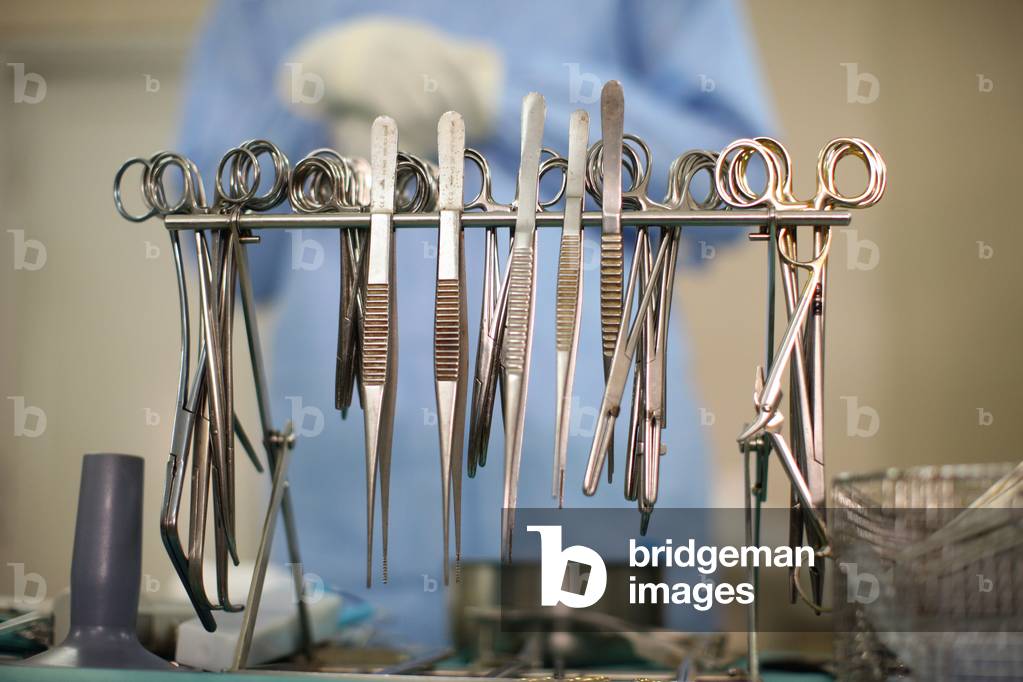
[831,463,1023,681]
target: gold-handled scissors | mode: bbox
[723,137,886,454]
[720,136,885,605]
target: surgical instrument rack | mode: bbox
[114,85,883,680]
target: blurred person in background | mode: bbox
[180,0,773,645]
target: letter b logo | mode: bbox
[840,562,879,604]
[527,525,606,609]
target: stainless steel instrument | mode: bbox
[115,96,885,680]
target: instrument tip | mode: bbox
[737,413,768,443]
[607,451,614,484]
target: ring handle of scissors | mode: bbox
[718,138,796,208]
[620,133,668,210]
[718,137,886,212]
[290,155,345,213]
[319,150,371,208]
[584,136,642,206]
[537,148,568,209]
[113,156,158,223]
[462,148,511,213]
[395,152,438,213]
[148,152,205,215]
[334,155,364,209]
[667,150,721,210]
[215,146,262,209]
[753,136,797,205]
[334,157,363,210]
[291,155,338,211]
[715,138,781,209]
[306,148,365,208]
[232,140,291,212]
[816,137,886,209]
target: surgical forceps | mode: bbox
[435,111,468,584]
[749,139,822,603]
[362,117,400,587]
[552,109,589,508]
[361,122,439,586]
[500,92,546,562]
[597,80,625,483]
[588,85,679,496]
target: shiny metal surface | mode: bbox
[114,103,887,679]
[435,111,468,583]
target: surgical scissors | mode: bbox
[639,150,721,503]
[719,136,885,606]
[117,148,251,620]
[721,137,885,451]
[113,142,314,654]
[582,132,667,494]
[290,149,371,418]
[582,144,721,528]
[464,145,512,478]
[225,141,315,664]
[116,151,222,630]
[582,225,670,496]
[212,140,297,620]
[588,92,673,490]
[435,111,468,584]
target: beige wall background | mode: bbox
[1,0,1020,628]
[699,1,1023,509]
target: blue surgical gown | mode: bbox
[180,0,774,645]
